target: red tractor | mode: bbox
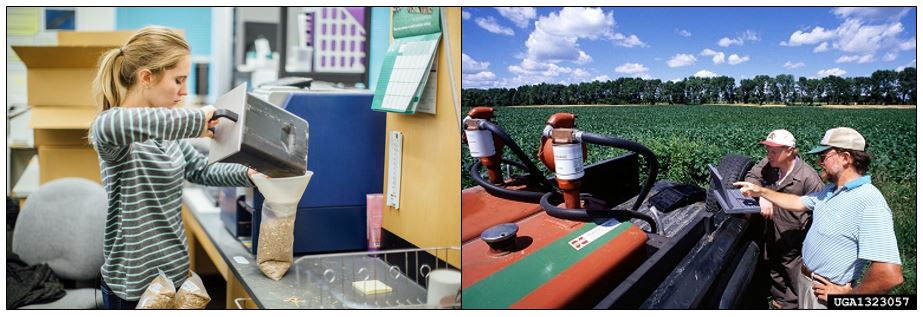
[461,106,762,309]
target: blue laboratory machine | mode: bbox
[222,89,385,255]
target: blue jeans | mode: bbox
[101,280,139,309]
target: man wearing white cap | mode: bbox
[743,129,823,309]
[735,127,903,309]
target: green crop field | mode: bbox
[461,104,916,295]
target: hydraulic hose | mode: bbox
[540,191,658,234]
[579,132,660,212]
[479,120,557,192]
[469,159,547,203]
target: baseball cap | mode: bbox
[806,127,866,154]
[759,129,796,147]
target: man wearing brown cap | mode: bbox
[735,127,903,309]
[744,129,823,309]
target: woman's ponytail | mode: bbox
[93,47,127,111]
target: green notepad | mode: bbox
[371,7,442,115]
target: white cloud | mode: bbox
[780,26,835,46]
[712,53,726,64]
[676,29,692,37]
[505,61,617,86]
[572,68,590,77]
[504,7,650,85]
[899,37,915,50]
[494,76,530,88]
[727,54,750,65]
[895,59,916,71]
[741,30,759,41]
[463,71,498,88]
[465,71,496,81]
[718,37,742,47]
[462,53,490,74]
[508,58,574,80]
[883,51,898,62]
[813,42,830,52]
[718,30,759,47]
[693,70,718,78]
[615,63,649,74]
[519,7,644,68]
[496,7,536,29]
[502,58,578,87]
[526,28,581,61]
[569,68,592,81]
[834,55,853,63]
[611,33,647,48]
[816,67,847,77]
[535,7,615,40]
[700,49,725,64]
[835,54,875,64]
[575,51,592,64]
[780,14,914,61]
[669,78,684,83]
[667,53,697,68]
[534,7,645,46]
[834,19,902,53]
[475,16,515,36]
[832,7,910,21]
[521,8,601,65]
[462,10,471,20]
[784,61,806,69]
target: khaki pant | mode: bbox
[765,211,810,309]
[796,271,827,309]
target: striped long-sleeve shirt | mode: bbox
[91,107,253,301]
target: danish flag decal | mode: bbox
[568,218,621,251]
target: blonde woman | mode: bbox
[90,26,255,308]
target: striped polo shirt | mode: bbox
[800,175,901,285]
[91,107,253,301]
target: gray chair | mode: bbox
[12,178,107,309]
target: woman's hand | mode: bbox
[247,168,258,185]
[247,168,267,182]
[201,105,217,138]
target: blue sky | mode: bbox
[462,7,917,89]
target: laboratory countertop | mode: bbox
[183,184,458,309]
[182,185,310,309]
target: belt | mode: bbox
[801,264,850,286]
[800,263,813,277]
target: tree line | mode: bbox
[462,68,916,107]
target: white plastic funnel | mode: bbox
[251,171,314,205]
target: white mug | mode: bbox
[426,269,461,308]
